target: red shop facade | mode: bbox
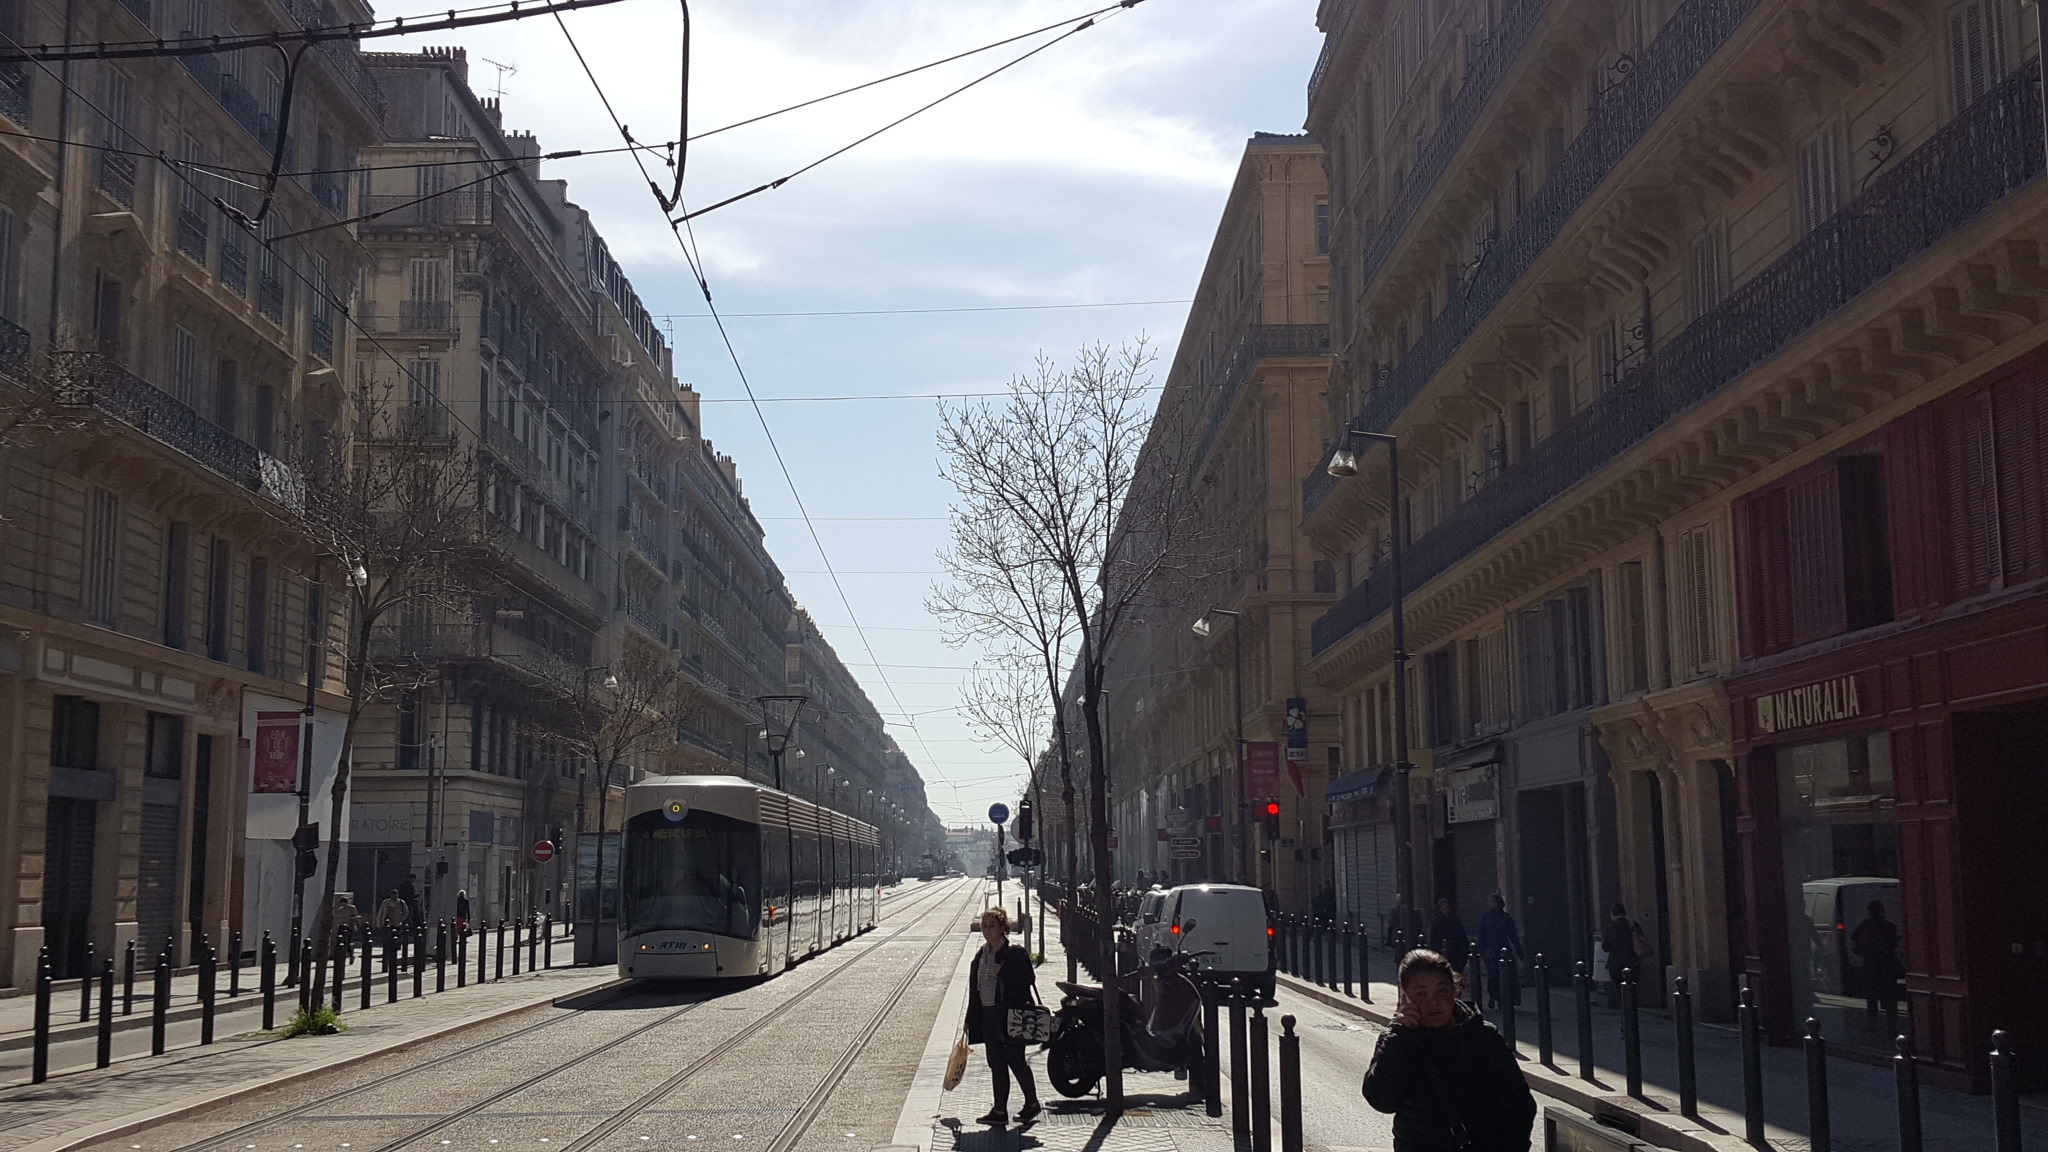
[1725,345,2048,1090]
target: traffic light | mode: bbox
[1015,799,1033,842]
[291,823,320,879]
[1263,801,1282,840]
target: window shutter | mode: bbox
[1948,0,2005,112]
[85,488,121,627]
[1992,377,2047,584]
[1944,390,2001,595]
[1682,527,1716,670]
[1797,124,1842,234]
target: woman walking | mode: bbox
[1363,949,1536,1151]
[964,906,1042,1126]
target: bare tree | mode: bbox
[934,340,1208,1108]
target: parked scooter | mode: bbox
[1046,919,1209,1098]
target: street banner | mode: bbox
[252,711,301,793]
[1245,740,1281,797]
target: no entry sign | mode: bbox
[532,840,556,864]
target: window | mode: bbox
[93,276,123,355]
[162,522,190,649]
[253,384,275,454]
[1797,123,1843,235]
[1315,200,1330,254]
[204,536,230,661]
[172,326,200,408]
[1513,585,1600,719]
[99,68,130,147]
[1840,457,1895,630]
[146,713,184,778]
[245,556,269,673]
[84,487,120,627]
[213,360,238,432]
[1690,223,1727,319]
[1594,323,1618,392]
[1313,559,1336,594]
[50,696,100,770]
[1549,364,1573,432]
[408,257,447,302]
[1423,648,1458,747]
[408,358,441,409]
[1676,524,1718,674]
[1947,0,2006,113]
[1618,560,1650,694]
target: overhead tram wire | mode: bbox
[0,128,667,180]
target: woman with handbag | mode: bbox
[964,906,1042,1125]
[1362,949,1536,1151]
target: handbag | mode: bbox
[1005,972,1054,1043]
[943,1032,970,1091]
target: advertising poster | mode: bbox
[251,711,301,793]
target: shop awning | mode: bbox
[1326,767,1392,803]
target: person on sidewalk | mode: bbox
[1850,900,1904,1026]
[399,873,423,929]
[455,889,471,935]
[1475,893,1523,1010]
[964,906,1042,1127]
[1363,949,1537,1151]
[1429,898,1471,972]
[333,894,367,963]
[1599,904,1644,1008]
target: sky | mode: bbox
[383,0,1325,827]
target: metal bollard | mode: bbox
[1805,1017,1831,1152]
[457,924,468,988]
[496,920,506,982]
[386,929,400,1003]
[1340,922,1353,997]
[152,953,170,1055]
[1990,1031,2021,1152]
[478,922,488,986]
[1229,979,1250,1142]
[1622,969,1642,1098]
[528,914,538,970]
[1465,952,1483,1008]
[1894,1034,1922,1152]
[412,927,424,999]
[123,940,135,1016]
[1357,924,1372,1001]
[1202,981,1222,1118]
[512,916,523,975]
[1278,1015,1303,1152]
[1674,975,1697,1117]
[261,933,277,1031]
[359,931,373,1011]
[80,941,95,1022]
[31,959,50,1083]
[229,931,243,997]
[1499,948,1518,1053]
[97,958,113,1067]
[201,940,217,1045]
[287,926,301,990]
[544,915,553,969]
[436,921,447,993]
[1535,954,1553,1066]
[1574,961,1594,1082]
[1250,1002,1272,1152]
[1740,983,1765,1146]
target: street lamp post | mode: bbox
[1327,429,1415,925]
[1191,606,1244,885]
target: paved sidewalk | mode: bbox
[0,960,617,1152]
[1278,956,2048,1152]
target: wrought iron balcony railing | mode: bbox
[399,299,455,333]
[0,65,28,127]
[1191,323,1331,471]
[258,273,284,322]
[1307,0,1755,516]
[310,312,333,362]
[362,192,491,229]
[364,404,452,441]
[176,205,208,263]
[481,419,591,522]
[219,239,248,295]
[1310,59,2046,657]
[98,150,136,206]
[312,172,346,214]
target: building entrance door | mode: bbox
[137,802,180,963]
[43,798,97,977]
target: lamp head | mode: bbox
[602,673,619,691]
[1191,615,1212,639]
[1327,447,1360,478]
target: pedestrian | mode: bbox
[454,889,471,935]
[1429,897,1470,972]
[374,888,409,968]
[1475,892,1523,1010]
[398,872,422,928]
[1362,949,1537,1151]
[963,906,1041,1127]
[1599,903,1645,1008]
[333,894,366,963]
[1850,900,1904,1025]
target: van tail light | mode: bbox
[1170,924,1180,935]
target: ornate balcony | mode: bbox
[176,205,208,264]
[1308,0,1755,516]
[399,299,456,333]
[310,312,333,362]
[362,192,491,229]
[0,314,29,377]
[258,273,284,322]
[98,150,136,207]
[219,239,247,295]
[0,65,29,127]
[1310,59,2046,657]
[1192,323,1331,469]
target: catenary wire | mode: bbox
[0,0,633,61]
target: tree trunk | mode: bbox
[1081,660,1122,1109]
[308,614,373,1010]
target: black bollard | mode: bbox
[31,959,50,1084]
[1805,1017,1831,1152]
[1990,1031,2021,1152]
[1340,922,1353,997]
[1622,969,1642,1098]
[1250,1002,1272,1152]
[96,957,113,1067]
[230,931,242,997]
[436,921,447,993]
[1674,975,1697,1117]
[1535,954,1553,1066]
[544,915,553,969]
[287,926,301,989]
[151,953,170,1055]
[1894,1035,1922,1152]
[1499,948,1518,1053]
[333,936,346,1013]
[1357,924,1372,1002]
[477,922,488,986]
[1278,1014,1303,1152]
[200,940,216,1045]
[1229,979,1250,1142]
[1574,961,1594,1082]
[457,923,468,988]
[513,916,523,976]
[261,933,277,1031]
[528,915,539,970]
[1740,983,1765,1146]
[1465,952,1483,1008]
[386,929,399,1004]
[496,920,506,982]
[359,930,373,1011]
[412,927,424,999]
[80,941,95,1023]
[1202,980,1222,1118]
[123,939,135,1016]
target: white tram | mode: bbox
[618,775,879,980]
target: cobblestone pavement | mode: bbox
[52,878,980,1152]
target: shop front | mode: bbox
[1729,607,2048,1088]
[1328,769,1399,942]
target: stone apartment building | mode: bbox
[1102,132,1335,913]
[1299,0,2047,1087]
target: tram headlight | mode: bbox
[664,798,689,821]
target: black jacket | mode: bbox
[964,943,1037,1045]
[1362,1003,1536,1152]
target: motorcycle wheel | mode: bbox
[1047,1032,1101,1098]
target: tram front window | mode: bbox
[623,811,762,940]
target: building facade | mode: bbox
[1298,0,2047,1090]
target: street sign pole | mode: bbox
[987,803,1009,911]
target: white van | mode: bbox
[1158,884,1274,998]
[1134,888,1172,957]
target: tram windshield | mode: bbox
[622,810,762,940]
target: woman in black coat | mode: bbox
[1363,950,1536,1151]
[964,906,1041,1125]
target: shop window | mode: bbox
[1776,731,1904,1054]
[50,696,99,770]
[145,713,183,778]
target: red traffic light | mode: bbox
[1264,802,1281,816]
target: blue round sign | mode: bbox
[988,803,1010,825]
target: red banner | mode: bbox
[1244,741,1281,799]
[252,711,302,794]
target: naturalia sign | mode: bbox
[1754,675,1862,735]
